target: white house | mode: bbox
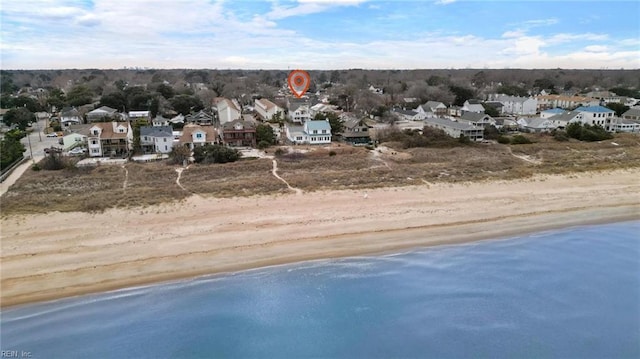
[140,126,174,154]
[255,98,284,121]
[610,118,640,133]
[459,112,495,127]
[574,106,615,131]
[128,111,150,119]
[214,98,241,125]
[392,109,423,121]
[540,108,565,119]
[152,115,170,127]
[285,120,332,144]
[487,95,537,115]
[60,107,82,127]
[622,107,640,121]
[416,101,447,117]
[461,100,485,114]
[288,98,312,124]
[522,118,558,133]
[546,110,582,128]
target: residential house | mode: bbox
[521,118,558,133]
[87,106,119,122]
[392,109,423,121]
[574,106,616,131]
[341,117,373,145]
[62,124,91,150]
[86,121,133,158]
[493,117,518,131]
[610,118,640,133]
[60,107,82,127]
[459,112,495,127]
[288,98,311,124]
[185,110,214,126]
[546,110,583,129]
[487,95,537,115]
[622,107,640,121]
[222,119,257,147]
[128,111,150,120]
[305,120,332,144]
[140,126,174,154]
[536,95,599,111]
[461,100,485,114]
[170,114,185,126]
[448,106,462,117]
[179,124,221,150]
[285,120,332,145]
[214,98,241,125]
[152,115,170,127]
[424,117,484,141]
[255,98,284,121]
[540,108,565,119]
[421,101,447,117]
[310,103,340,118]
[414,104,436,118]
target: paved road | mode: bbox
[0,119,58,196]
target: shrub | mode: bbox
[193,144,241,164]
[31,163,41,171]
[329,150,336,156]
[274,148,286,156]
[565,123,613,142]
[497,136,511,144]
[364,145,375,151]
[257,140,270,150]
[553,130,569,142]
[511,135,532,144]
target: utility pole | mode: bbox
[27,130,34,163]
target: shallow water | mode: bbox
[2,221,639,358]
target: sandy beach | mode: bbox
[1,168,639,308]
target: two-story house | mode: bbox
[87,121,133,158]
[60,107,82,127]
[304,120,332,144]
[222,120,257,147]
[255,98,284,121]
[574,106,616,131]
[185,110,214,126]
[140,126,174,154]
[179,124,221,150]
[341,117,373,145]
[288,98,311,124]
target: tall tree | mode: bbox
[314,112,343,134]
[2,107,34,130]
[66,84,94,107]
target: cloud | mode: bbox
[265,0,367,20]
[434,0,456,5]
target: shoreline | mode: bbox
[2,168,639,308]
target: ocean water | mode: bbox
[1,221,639,358]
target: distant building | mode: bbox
[486,94,537,115]
[60,107,82,127]
[461,100,485,114]
[285,120,332,144]
[622,107,640,121]
[87,106,119,122]
[536,95,599,111]
[214,98,241,125]
[287,98,312,124]
[574,106,616,131]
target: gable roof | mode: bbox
[622,107,640,117]
[90,122,130,139]
[305,120,331,132]
[461,112,492,122]
[548,110,581,122]
[425,101,446,109]
[525,118,555,129]
[222,119,256,131]
[140,125,173,137]
[179,124,218,143]
[392,109,419,116]
[425,117,479,131]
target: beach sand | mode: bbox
[2,168,639,308]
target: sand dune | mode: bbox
[2,168,639,307]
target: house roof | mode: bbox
[223,119,256,131]
[179,124,218,143]
[255,98,279,111]
[287,125,305,137]
[623,107,640,117]
[67,124,92,136]
[526,118,555,129]
[425,117,480,131]
[61,107,79,117]
[153,115,169,122]
[214,98,240,112]
[89,106,117,114]
[91,122,130,139]
[185,110,213,121]
[344,117,370,130]
[575,106,614,113]
[392,109,419,116]
[536,94,596,102]
[305,120,331,132]
[140,125,173,137]
[461,112,492,122]
[425,101,446,109]
[548,110,581,122]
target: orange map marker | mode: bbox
[287,70,311,98]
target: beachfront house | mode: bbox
[140,125,174,154]
[179,124,221,150]
[87,121,133,158]
[424,117,484,141]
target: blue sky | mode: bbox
[1,0,638,69]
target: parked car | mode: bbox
[68,147,87,155]
[46,132,58,137]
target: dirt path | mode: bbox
[175,167,187,191]
[122,165,129,190]
[508,147,542,165]
[271,159,303,195]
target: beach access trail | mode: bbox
[1,168,639,307]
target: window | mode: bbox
[322,130,326,134]
[165,145,168,151]
[91,140,97,145]
[313,130,318,134]
[163,138,167,142]
[196,133,203,139]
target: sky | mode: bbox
[1,0,639,70]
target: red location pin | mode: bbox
[287,70,311,98]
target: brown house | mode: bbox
[222,119,257,147]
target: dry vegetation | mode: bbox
[2,133,639,214]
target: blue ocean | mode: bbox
[1,221,639,358]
